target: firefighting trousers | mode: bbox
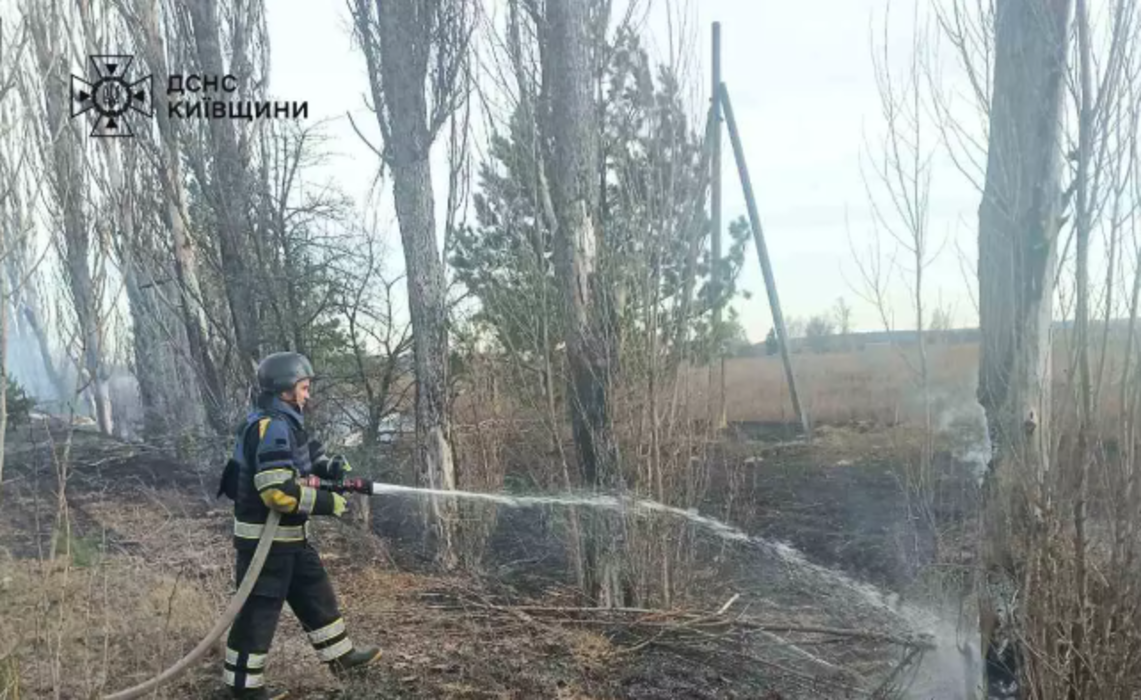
[223,543,356,691]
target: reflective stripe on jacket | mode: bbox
[232,397,336,550]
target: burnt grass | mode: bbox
[0,417,981,699]
[373,419,982,594]
[712,428,982,592]
[368,420,984,698]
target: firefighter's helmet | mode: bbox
[257,352,315,394]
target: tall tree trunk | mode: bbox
[391,153,458,565]
[96,142,164,436]
[505,0,586,591]
[0,5,7,500]
[359,0,460,567]
[120,237,170,438]
[77,0,192,440]
[1069,1,1094,695]
[544,0,624,607]
[132,0,223,431]
[976,0,1073,692]
[0,155,7,499]
[186,0,261,372]
[29,10,113,434]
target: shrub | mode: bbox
[5,378,33,429]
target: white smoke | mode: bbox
[6,331,62,406]
[934,394,991,487]
[5,328,146,439]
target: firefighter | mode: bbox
[224,351,380,699]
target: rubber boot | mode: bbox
[328,645,382,678]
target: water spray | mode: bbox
[99,475,960,699]
[298,475,756,543]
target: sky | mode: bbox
[264,0,986,343]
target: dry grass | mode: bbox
[0,456,630,700]
[0,415,952,699]
[0,555,218,694]
[0,470,236,699]
[448,341,978,434]
[19,335,1139,697]
[680,344,978,426]
[672,337,1139,429]
[446,343,981,430]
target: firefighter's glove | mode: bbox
[332,492,349,517]
[329,454,353,479]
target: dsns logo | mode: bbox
[71,55,153,137]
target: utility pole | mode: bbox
[719,83,810,438]
[711,21,727,430]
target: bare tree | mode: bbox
[1068,3,1095,691]
[804,315,835,353]
[928,305,953,334]
[350,0,474,567]
[24,0,115,435]
[115,0,224,431]
[833,296,853,351]
[506,0,587,588]
[340,260,413,449]
[782,316,805,341]
[0,13,31,495]
[971,0,1073,692]
[861,0,945,566]
[542,0,625,607]
[182,0,264,375]
[1053,0,1139,693]
[833,297,853,336]
[1,168,63,406]
[68,1,198,442]
[976,0,1071,483]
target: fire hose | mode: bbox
[100,477,375,700]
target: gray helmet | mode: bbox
[257,352,315,394]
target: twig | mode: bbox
[727,622,934,650]
[652,638,869,697]
[716,592,741,615]
[448,599,934,650]
[459,589,572,641]
[867,644,925,698]
[476,603,662,615]
[752,627,850,677]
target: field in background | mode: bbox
[683,343,979,427]
[681,334,1136,430]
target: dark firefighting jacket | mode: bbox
[230,396,340,550]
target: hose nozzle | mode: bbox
[298,475,372,494]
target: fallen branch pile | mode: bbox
[421,586,936,698]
